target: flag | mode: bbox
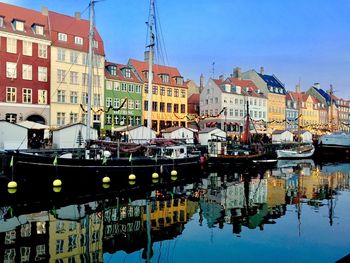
[10,156,14,167]
[129,153,132,162]
[53,156,58,166]
[102,155,107,165]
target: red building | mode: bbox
[0,3,51,124]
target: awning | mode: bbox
[17,120,49,129]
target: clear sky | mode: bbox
[3,0,350,99]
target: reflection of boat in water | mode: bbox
[277,159,315,169]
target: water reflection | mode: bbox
[0,160,350,262]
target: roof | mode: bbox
[17,120,49,130]
[128,59,186,88]
[105,61,142,83]
[161,126,193,133]
[212,79,224,86]
[198,127,224,134]
[188,93,199,104]
[258,73,286,94]
[0,2,50,40]
[221,77,267,98]
[48,11,104,55]
[272,130,292,135]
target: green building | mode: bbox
[104,62,143,137]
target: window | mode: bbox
[93,40,98,48]
[113,98,120,108]
[160,87,165,96]
[160,74,169,83]
[23,41,32,56]
[70,72,78,84]
[160,102,165,112]
[113,82,120,91]
[22,88,32,103]
[74,36,83,45]
[106,81,112,90]
[176,77,183,85]
[6,62,17,78]
[174,89,179,97]
[6,87,16,102]
[167,103,172,112]
[135,100,141,109]
[34,24,44,35]
[93,75,100,88]
[144,85,148,94]
[69,112,78,123]
[57,90,66,103]
[106,97,112,107]
[181,104,186,113]
[57,69,66,82]
[82,54,88,65]
[167,88,172,96]
[174,104,179,113]
[0,16,3,27]
[38,90,47,104]
[38,44,47,58]
[22,64,32,80]
[124,68,131,78]
[128,99,134,109]
[7,38,17,53]
[38,67,47,82]
[152,86,158,95]
[121,83,127,92]
[128,84,134,92]
[109,66,117,75]
[70,51,79,64]
[152,102,157,111]
[144,100,148,111]
[93,94,100,107]
[57,113,65,126]
[14,20,24,31]
[70,91,78,104]
[180,89,186,98]
[82,93,88,105]
[57,48,65,61]
[58,33,67,42]
[82,73,88,86]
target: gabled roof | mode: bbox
[0,2,50,40]
[105,61,142,83]
[161,126,193,133]
[48,11,104,55]
[188,93,199,104]
[128,59,186,88]
[220,77,267,98]
[212,79,224,86]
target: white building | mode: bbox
[118,125,156,144]
[198,127,226,146]
[0,120,28,150]
[161,126,194,144]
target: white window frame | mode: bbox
[74,36,83,45]
[6,62,17,78]
[14,20,24,31]
[22,41,32,56]
[38,44,47,58]
[7,38,17,53]
[38,67,47,82]
[38,90,47,104]
[6,87,17,102]
[22,88,32,103]
[58,33,67,42]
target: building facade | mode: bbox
[0,3,51,125]
[129,58,188,133]
[104,62,143,136]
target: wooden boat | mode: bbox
[276,144,315,159]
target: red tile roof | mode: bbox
[48,11,104,55]
[105,61,142,83]
[0,2,50,40]
[128,59,186,88]
[222,77,267,98]
[213,79,224,86]
[188,93,199,104]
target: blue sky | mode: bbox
[3,0,350,98]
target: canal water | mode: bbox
[0,159,349,262]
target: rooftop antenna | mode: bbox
[212,62,215,78]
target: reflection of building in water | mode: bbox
[49,204,103,263]
[0,211,49,262]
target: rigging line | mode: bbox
[154,1,168,66]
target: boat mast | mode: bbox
[146,0,155,131]
[86,0,95,142]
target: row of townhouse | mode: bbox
[0,2,188,135]
[199,67,350,134]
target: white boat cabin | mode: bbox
[0,120,28,150]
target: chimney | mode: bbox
[260,66,264,75]
[313,82,320,89]
[219,75,224,81]
[41,7,48,16]
[144,51,154,64]
[295,84,301,93]
[199,74,204,92]
[233,67,242,79]
[75,12,81,20]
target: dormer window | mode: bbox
[58,33,67,42]
[33,24,44,35]
[13,19,24,31]
[124,68,131,78]
[269,86,273,92]
[279,88,283,94]
[74,36,83,45]
[159,74,169,83]
[108,65,117,76]
[143,71,149,80]
[0,16,4,27]
[93,40,98,48]
[274,87,278,93]
[175,76,183,85]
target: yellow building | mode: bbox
[129,59,188,133]
[49,11,105,130]
[49,210,103,262]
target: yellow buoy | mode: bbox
[102,176,111,184]
[171,175,177,181]
[129,174,136,180]
[129,180,136,185]
[8,188,17,194]
[152,178,159,184]
[152,172,159,179]
[171,170,178,176]
[8,181,17,189]
[102,183,110,189]
[53,186,62,193]
[53,179,62,187]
